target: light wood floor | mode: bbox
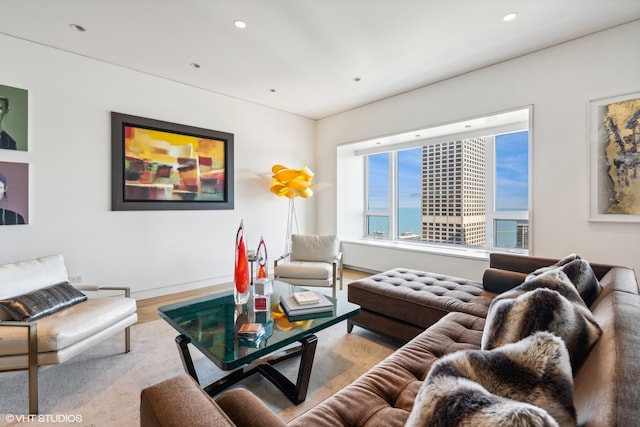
[136,268,371,324]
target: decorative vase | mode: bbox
[256,236,268,280]
[234,220,250,305]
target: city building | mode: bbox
[422,138,486,246]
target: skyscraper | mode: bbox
[516,223,529,249]
[421,138,486,246]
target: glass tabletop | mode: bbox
[158,280,360,370]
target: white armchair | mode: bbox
[273,234,343,298]
[0,255,138,414]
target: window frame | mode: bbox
[363,127,530,252]
[364,151,395,238]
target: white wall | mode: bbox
[318,20,640,281]
[0,35,316,298]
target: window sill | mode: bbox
[341,238,527,262]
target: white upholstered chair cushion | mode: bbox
[0,254,69,299]
[275,261,332,280]
[290,235,338,263]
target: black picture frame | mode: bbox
[111,112,234,211]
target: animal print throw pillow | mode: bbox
[406,332,574,427]
[527,255,602,307]
[482,269,601,372]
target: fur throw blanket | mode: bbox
[526,254,602,307]
[481,268,601,372]
[406,332,575,427]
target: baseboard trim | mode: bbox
[343,264,380,275]
[133,277,233,300]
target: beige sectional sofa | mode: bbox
[140,253,639,426]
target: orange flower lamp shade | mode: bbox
[234,220,250,304]
[270,164,314,254]
[269,164,314,199]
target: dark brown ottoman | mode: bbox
[347,267,495,342]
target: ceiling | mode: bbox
[351,108,531,153]
[2,1,640,120]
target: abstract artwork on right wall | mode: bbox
[590,91,640,222]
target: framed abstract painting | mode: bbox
[111,112,234,211]
[589,92,640,222]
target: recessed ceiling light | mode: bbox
[190,63,201,69]
[503,12,517,22]
[69,24,86,32]
[234,20,247,29]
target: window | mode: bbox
[366,153,390,237]
[363,112,530,252]
[398,148,422,240]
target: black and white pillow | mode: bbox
[407,332,574,427]
[482,269,601,372]
[527,255,602,306]
[0,282,87,321]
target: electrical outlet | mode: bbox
[68,274,84,284]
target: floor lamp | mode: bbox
[285,197,298,255]
[270,164,314,255]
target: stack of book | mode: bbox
[279,290,334,318]
[237,323,265,342]
[238,321,274,348]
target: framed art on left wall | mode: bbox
[111,112,234,211]
[0,84,28,152]
[0,161,28,225]
[589,92,640,222]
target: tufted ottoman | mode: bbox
[347,267,495,342]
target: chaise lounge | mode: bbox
[140,253,640,426]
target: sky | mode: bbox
[368,130,529,211]
[495,131,529,210]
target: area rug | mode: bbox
[0,310,397,426]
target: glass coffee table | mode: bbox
[158,280,360,404]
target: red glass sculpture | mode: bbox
[256,236,268,279]
[234,220,250,304]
